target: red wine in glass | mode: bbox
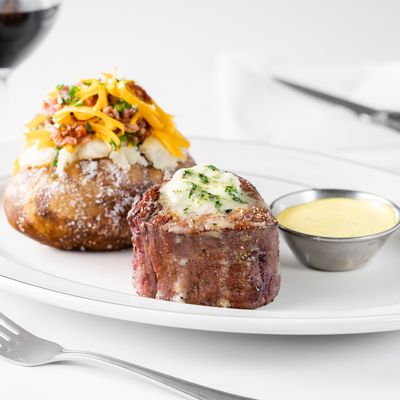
[0,1,60,133]
[0,0,60,69]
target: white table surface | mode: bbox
[3,0,400,398]
[2,290,400,400]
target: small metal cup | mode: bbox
[270,189,400,272]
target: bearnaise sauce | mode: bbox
[276,197,398,238]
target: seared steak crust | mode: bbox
[128,177,280,309]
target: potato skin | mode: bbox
[3,157,195,251]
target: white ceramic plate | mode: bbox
[1,138,400,335]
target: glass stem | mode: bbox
[0,68,9,96]
[0,68,11,136]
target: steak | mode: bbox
[127,172,280,309]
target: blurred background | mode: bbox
[6,0,400,140]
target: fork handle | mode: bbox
[55,350,255,400]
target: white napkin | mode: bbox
[217,55,400,172]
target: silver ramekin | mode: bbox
[270,189,400,272]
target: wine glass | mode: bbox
[0,0,61,127]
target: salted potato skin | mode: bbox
[3,157,195,251]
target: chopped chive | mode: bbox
[70,99,83,106]
[57,85,81,106]
[68,85,79,98]
[113,100,132,113]
[51,147,61,168]
[109,140,117,151]
[85,122,93,134]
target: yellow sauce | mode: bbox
[276,197,398,238]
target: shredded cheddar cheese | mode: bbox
[16,72,190,174]
[92,123,121,148]
[94,84,108,111]
[13,158,19,176]
[25,114,48,129]
[25,130,54,150]
[54,106,126,133]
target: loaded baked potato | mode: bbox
[3,73,195,250]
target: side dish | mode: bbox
[3,73,194,250]
[271,189,400,271]
[128,165,280,309]
[276,197,398,238]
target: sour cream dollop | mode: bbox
[18,136,184,174]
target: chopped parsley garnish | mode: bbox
[198,189,222,210]
[178,167,247,214]
[85,122,93,134]
[225,185,238,195]
[232,194,245,203]
[199,190,211,200]
[198,173,209,184]
[183,169,193,178]
[188,182,197,198]
[184,169,210,185]
[225,184,245,203]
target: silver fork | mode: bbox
[0,312,255,400]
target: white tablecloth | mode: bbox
[2,291,400,400]
[217,56,400,172]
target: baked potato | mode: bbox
[4,157,194,250]
[3,73,195,250]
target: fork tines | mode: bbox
[0,312,24,337]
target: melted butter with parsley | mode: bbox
[160,165,250,216]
